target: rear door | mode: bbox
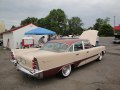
[70,41,87,67]
[82,40,98,64]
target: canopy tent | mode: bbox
[25,27,56,35]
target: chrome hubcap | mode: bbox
[99,53,103,60]
[62,65,71,77]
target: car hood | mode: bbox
[79,30,98,46]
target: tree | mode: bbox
[93,17,113,36]
[104,17,110,24]
[93,18,104,30]
[11,25,16,29]
[21,17,38,25]
[68,17,83,35]
[88,27,93,30]
[20,9,84,35]
[20,9,67,35]
[37,18,50,28]
[46,9,67,35]
[93,17,110,31]
[99,24,113,36]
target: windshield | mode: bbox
[40,42,68,52]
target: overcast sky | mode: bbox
[0,0,120,29]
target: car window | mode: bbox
[74,41,83,51]
[40,42,68,52]
[83,40,91,49]
[69,45,73,52]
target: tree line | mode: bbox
[11,9,114,36]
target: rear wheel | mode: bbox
[59,64,71,78]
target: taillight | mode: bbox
[11,52,15,60]
[32,58,39,70]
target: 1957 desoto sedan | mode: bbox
[11,30,106,79]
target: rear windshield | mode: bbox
[40,42,68,52]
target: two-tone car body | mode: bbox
[11,30,106,79]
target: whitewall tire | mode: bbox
[98,52,103,61]
[60,64,71,78]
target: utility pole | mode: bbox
[114,16,115,28]
[114,16,116,34]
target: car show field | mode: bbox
[0,37,120,90]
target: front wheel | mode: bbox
[97,52,103,61]
[59,64,71,78]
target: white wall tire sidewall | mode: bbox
[62,64,71,77]
[99,53,103,61]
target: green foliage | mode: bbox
[11,25,16,29]
[36,9,68,35]
[21,17,38,25]
[19,9,113,36]
[46,9,67,35]
[93,17,113,36]
[68,17,83,35]
[88,27,93,30]
[104,17,110,24]
[19,9,84,35]
[99,24,114,36]
[93,18,104,30]
[93,17,110,31]
[37,18,50,29]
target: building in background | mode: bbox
[113,26,120,44]
[114,26,120,36]
[2,23,38,49]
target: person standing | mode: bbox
[38,36,45,47]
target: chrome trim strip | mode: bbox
[10,60,17,63]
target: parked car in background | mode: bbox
[10,30,106,79]
[113,35,120,44]
[113,26,120,44]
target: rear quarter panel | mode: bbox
[38,50,87,71]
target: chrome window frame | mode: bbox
[67,40,84,52]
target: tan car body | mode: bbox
[11,30,106,78]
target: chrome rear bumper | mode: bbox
[10,60,43,79]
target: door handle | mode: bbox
[76,53,79,55]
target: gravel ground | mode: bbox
[0,37,120,90]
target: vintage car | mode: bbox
[11,30,106,79]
